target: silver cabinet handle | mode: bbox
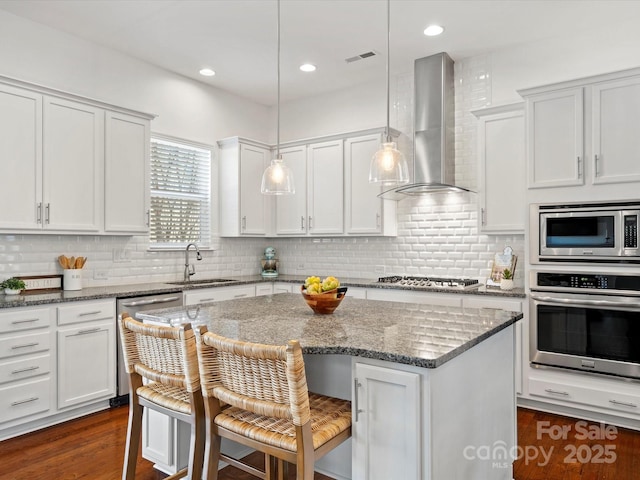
[609,399,637,408]
[301,216,305,230]
[12,342,39,350]
[242,215,247,231]
[79,310,102,317]
[45,203,50,224]
[146,209,150,227]
[121,296,180,307]
[233,294,248,298]
[12,366,40,374]
[481,208,486,226]
[308,216,313,229]
[11,397,39,406]
[376,213,381,228]
[12,318,40,325]
[577,156,582,178]
[199,298,216,302]
[530,294,640,308]
[77,327,101,335]
[544,388,570,396]
[595,154,600,176]
[37,202,42,224]
[354,378,364,422]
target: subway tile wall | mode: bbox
[0,56,524,287]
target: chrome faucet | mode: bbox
[184,243,202,281]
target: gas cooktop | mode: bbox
[377,275,481,290]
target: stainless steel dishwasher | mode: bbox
[110,292,183,407]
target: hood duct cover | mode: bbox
[380,52,473,199]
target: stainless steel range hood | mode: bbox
[380,52,473,200]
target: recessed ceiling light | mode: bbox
[299,63,316,72]
[424,25,444,36]
[199,68,216,77]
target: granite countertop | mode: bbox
[0,274,525,309]
[136,293,523,369]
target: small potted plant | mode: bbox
[500,269,514,291]
[2,277,26,295]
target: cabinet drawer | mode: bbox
[463,296,522,312]
[57,300,115,326]
[255,284,273,296]
[184,285,255,306]
[529,376,640,416]
[0,331,50,360]
[0,377,51,423]
[0,354,50,385]
[366,288,463,307]
[0,307,51,333]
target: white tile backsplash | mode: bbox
[0,55,524,287]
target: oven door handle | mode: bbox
[530,294,640,308]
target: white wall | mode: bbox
[2,9,640,286]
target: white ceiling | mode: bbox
[1,0,639,106]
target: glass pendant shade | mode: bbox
[369,141,409,185]
[261,156,295,194]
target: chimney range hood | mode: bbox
[379,52,474,200]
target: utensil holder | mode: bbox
[63,269,82,291]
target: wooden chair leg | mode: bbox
[203,423,222,480]
[122,401,143,480]
[189,414,205,480]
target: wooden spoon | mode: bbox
[58,255,68,269]
[68,256,75,269]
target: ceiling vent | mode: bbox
[345,51,378,63]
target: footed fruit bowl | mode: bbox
[300,286,348,314]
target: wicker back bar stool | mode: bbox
[118,313,205,480]
[194,326,352,480]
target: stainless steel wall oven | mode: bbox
[530,271,640,379]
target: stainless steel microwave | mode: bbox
[532,202,640,263]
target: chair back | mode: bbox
[118,313,200,395]
[195,327,311,427]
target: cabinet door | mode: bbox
[0,84,42,230]
[43,97,103,231]
[104,111,150,233]
[527,88,584,189]
[308,140,344,235]
[345,134,384,234]
[476,106,525,233]
[240,143,269,235]
[591,76,640,185]
[57,320,116,408]
[275,145,307,235]
[353,362,420,480]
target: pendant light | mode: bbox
[261,0,295,195]
[369,0,409,186]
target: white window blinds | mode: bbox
[150,138,211,248]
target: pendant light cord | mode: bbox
[276,0,281,158]
[385,0,391,143]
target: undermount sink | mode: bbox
[168,278,236,286]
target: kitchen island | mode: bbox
[138,293,523,480]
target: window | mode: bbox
[149,137,211,248]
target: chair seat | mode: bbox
[214,392,351,452]
[138,382,192,415]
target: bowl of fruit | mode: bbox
[301,276,348,314]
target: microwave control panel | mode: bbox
[624,214,638,249]
[536,272,640,292]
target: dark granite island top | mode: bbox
[136,292,523,369]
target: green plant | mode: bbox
[1,277,26,290]
[502,269,513,280]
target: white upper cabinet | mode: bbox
[345,133,386,235]
[0,84,42,230]
[473,103,526,234]
[520,68,640,202]
[218,137,271,236]
[591,76,640,185]
[525,87,584,189]
[0,77,153,235]
[275,145,308,235]
[104,111,150,233]
[307,140,344,235]
[43,96,103,232]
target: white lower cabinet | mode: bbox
[273,282,296,294]
[254,283,274,296]
[183,284,256,306]
[352,362,421,480]
[56,300,116,409]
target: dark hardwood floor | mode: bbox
[0,405,638,479]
